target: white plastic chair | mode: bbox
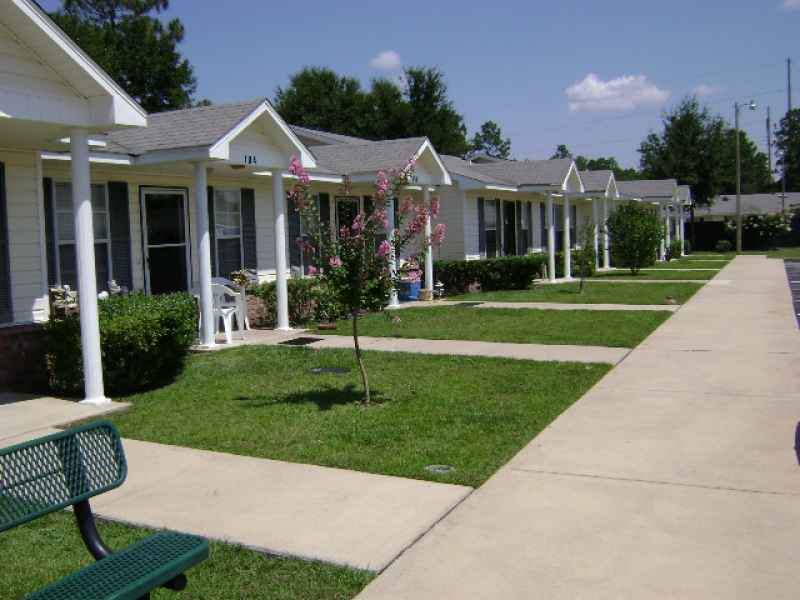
[212,277,249,331]
[211,283,239,344]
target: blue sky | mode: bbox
[43,0,800,167]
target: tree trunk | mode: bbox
[352,309,371,405]
[579,275,585,293]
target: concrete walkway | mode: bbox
[358,255,800,599]
[0,393,129,445]
[211,329,630,365]
[90,438,471,571]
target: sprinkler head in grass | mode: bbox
[425,465,455,474]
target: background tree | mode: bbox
[402,67,470,156]
[469,121,511,159]
[361,78,410,141]
[550,145,639,180]
[51,0,198,112]
[274,67,368,136]
[774,108,800,191]
[550,144,572,159]
[717,129,772,194]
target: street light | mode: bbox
[735,100,757,252]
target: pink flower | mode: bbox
[400,196,415,215]
[307,265,318,276]
[375,170,390,199]
[289,155,303,176]
[406,269,421,282]
[377,240,392,259]
[351,213,365,233]
[329,256,342,269]
[432,223,446,245]
[429,197,441,219]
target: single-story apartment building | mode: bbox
[616,178,683,258]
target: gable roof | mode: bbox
[290,125,368,146]
[677,185,692,204]
[311,137,428,175]
[106,99,263,154]
[441,155,510,185]
[579,170,614,194]
[617,179,677,199]
[697,193,800,217]
[469,158,576,188]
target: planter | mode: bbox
[317,322,338,330]
[397,280,421,301]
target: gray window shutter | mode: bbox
[526,202,533,253]
[319,192,331,234]
[43,177,57,287]
[207,186,216,276]
[288,199,302,271]
[108,181,132,290]
[495,200,502,256]
[477,197,486,257]
[571,204,577,248]
[0,163,11,323]
[540,202,546,250]
[516,201,524,255]
[241,188,257,269]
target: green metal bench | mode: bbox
[0,421,209,599]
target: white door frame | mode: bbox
[140,186,191,294]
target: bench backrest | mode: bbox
[0,421,126,532]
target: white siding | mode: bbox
[1,150,47,323]
[463,193,481,260]
[436,185,465,261]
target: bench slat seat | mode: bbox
[26,531,209,600]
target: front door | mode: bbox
[141,188,190,294]
[503,201,516,256]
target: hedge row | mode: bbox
[433,256,546,293]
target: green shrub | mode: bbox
[667,239,683,261]
[248,278,347,326]
[573,222,597,281]
[715,239,733,252]
[607,201,664,274]
[435,255,547,294]
[46,293,197,397]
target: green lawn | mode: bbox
[592,269,719,280]
[451,281,702,305]
[315,306,671,348]
[110,346,610,488]
[1,513,371,600]
[645,260,724,269]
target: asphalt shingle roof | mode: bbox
[579,170,614,193]
[468,158,575,187]
[290,125,368,146]
[696,193,800,216]
[441,155,510,185]
[617,179,677,199]
[106,99,264,155]
[677,185,692,204]
[311,137,427,175]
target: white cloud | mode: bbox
[782,0,800,10]
[368,50,402,71]
[565,73,670,112]
[692,83,721,97]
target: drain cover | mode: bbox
[279,336,323,346]
[309,367,351,375]
[457,302,484,308]
[425,464,455,474]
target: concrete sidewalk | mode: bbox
[91,438,471,571]
[358,255,800,599]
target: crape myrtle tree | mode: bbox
[287,158,445,404]
[606,202,664,274]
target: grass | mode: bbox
[742,247,800,259]
[110,346,610,488]
[315,306,671,348]
[1,513,372,600]
[645,260,725,269]
[451,281,702,305]
[591,269,719,280]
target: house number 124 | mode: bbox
[244,155,258,164]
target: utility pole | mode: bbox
[735,102,743,253]
[784,58,792,198]
[767,106,772,175]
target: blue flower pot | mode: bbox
[397,281,421,301]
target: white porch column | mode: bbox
[678,204,686,255]
[273,169,290,330]
[546,195,556,282]
[602,197,610,269]
[387,197,399,307]
[71,128,107,404]
[562,194,572,279]
[194,162,215,347]
[592,197,600,270]
[665,202,672,258]
[423,187,434,294]
[658,203,666,261]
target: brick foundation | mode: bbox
[0,323,49,393]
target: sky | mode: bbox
[41,0,800,168]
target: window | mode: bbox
[485,199,498,258]
[53,182,111,291]
[554,204,564,250]
[335,196,360,239]
[214,189,243,277]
